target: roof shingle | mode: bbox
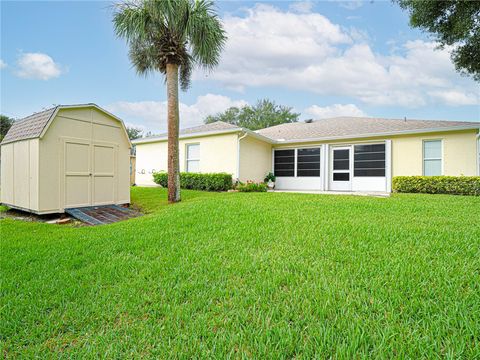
[256,117,479,141]
[2,107,58,144]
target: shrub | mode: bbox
[264,172,276,183]
[392,176,480,196]
[152,172,232,191]
[237,181,268,192]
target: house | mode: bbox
[0,104,132,214]
[133,117,480,193]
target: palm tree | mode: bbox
[113,0,226,203]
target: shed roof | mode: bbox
[256,117,480,142]
[2,107,58,144]
[1,104,130,145]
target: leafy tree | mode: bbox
[126,126,143,140]
[205,99,300,131]
[396,0,480,81]
[113,0,226,203]
[0,115,14,142]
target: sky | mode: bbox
[1,0,479,133]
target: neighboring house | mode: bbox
[0,104,131,214]
[133,117,480,193]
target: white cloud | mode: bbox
[199,5,478,108]
[338,1,365,10]
[16,53,63,80]
[289,1,314,14]
[428,90,479,106]
[304,104,366,119]
[107,94,247,133]
[0,59,6,69]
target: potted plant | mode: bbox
[264,172,276,190]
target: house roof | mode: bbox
[1,104,131,146]
[1,107,58,144]
[133,121,243,144]
[256,117,480,142]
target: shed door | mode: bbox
[64,140,117,209]
[64,140,92,208]
[92,143,116,205]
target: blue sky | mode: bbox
[1,0,479,132]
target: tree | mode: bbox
[113,0,226,203]
[0,115,14,142]
[205,99,300,131]
[126,126,143,140]
[396,0,480,81]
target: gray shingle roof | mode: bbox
[134,121,241,143]
[2,107,58,144]
[256,117,480,142]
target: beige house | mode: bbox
[133,117,480,192]
[1,104,131,214]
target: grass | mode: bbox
[1,187,479,358]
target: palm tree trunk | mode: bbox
[166,63,181,203]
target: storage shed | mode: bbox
[1,104,131,214]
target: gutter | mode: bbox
[237,132,248,181]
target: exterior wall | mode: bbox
[38,107,130,213]
[391,130,478,176]
[0,139,39,211]
[135,133,239,186]
[238,135,272,182]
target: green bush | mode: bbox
[392,176,480,196]
[152,172,232,191]
[237,181,268,192]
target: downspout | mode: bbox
[237,132,248,182]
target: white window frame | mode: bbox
[186,143,200,173]
[422,139,443,176]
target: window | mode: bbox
[297,148,320,177]
[354,144,385,177]
[423,140,442,176]
[186,144,200,172]
[274,149,294,177]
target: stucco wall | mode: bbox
[239,135,272,182]
[135,133,239,186]
[391,130,478,176]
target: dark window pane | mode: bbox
[354,152,385,161]
[275,149,294,157]
[333,149,349,160]
[275,156,295,164]
[354,160,385,169]
[354,169,385,177]
[354,144,385,153]
[297,155,320,162]
[334,159,349,170]
[297,162,320,170]
[333,172,350,181]
[297,169,320,177]
[274,163,295,170]
[298,148,320,156]
[274,170,294,177]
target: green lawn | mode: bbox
[1,188,479,358]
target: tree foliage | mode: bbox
[113,0,227,90]
[205,99,300,131]
[397,0,480,81]
[126,126,143,140]
[0,115,14,142]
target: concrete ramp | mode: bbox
[65,205,141,226]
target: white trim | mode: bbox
[422,139,443,176]
[477,134,480,176]
[185,143,200,173]
[385,140,392,193]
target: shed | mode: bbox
[1,104,132,214]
